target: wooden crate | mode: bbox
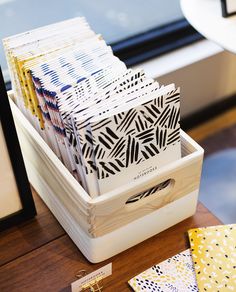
[9,93,204,263]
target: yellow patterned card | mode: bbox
[188,224,236,291]
[128,249,198,291]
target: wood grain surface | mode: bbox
[0,188,65,267]
[91,157,203,237]
[0,200,221,292]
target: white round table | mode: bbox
[181,0,236,53]
[180,0,236,224]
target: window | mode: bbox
[0,0,202,81]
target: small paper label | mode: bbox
[71,263,112,292]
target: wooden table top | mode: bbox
[0,187,221,292]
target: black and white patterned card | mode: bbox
[71,69,148,196]
[81,85,180,195]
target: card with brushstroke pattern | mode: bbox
[88,85,181,195]
[74,81,181,194]
[64,69,146,196]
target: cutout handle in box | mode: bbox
[125,179,174,211]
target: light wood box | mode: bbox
[9,92,204,263]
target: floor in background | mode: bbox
[199,123,236,156]
[188,109,236,224]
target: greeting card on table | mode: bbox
[128,249,198,292]
[188,224,236,291]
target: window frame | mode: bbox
[4,19,203,87]
[111,19,203,66]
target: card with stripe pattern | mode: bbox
[88,86,181,195]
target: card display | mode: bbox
[3,17,181,197]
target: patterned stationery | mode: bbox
[128,249,198,291]
[3,16,182,198]
[188,224,236,291]
[71,70,149,196]
[82,86,180,195]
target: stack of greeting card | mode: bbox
[3,17,181,197]
[129,224,236,291]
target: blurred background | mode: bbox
[0,0,183,79]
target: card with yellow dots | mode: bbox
[188,224,236,291]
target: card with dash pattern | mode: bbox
[128,249,198,291]
[188,224,236,291]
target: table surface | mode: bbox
[0,187,221,292]
[181,0,236,54]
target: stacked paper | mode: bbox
[3,17,181,197]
